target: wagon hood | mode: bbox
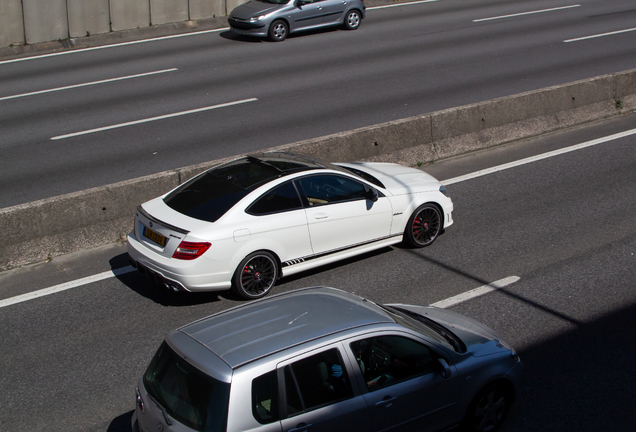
[337,162,442,195]
[387,304,514,357]
[230,0,283,19]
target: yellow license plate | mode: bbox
[143,226,166,247]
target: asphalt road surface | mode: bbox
[1,0,636,207]
[1,113,635,431]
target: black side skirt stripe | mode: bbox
[282,233,402,268]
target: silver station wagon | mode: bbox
[132,287,523,432]
[228,0,366,42]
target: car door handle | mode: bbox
[316,5,322,9]
[314,213,329,219]
[375,396,397,408]
[288,423,313,432]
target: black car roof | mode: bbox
[162,152,349,223]
[177,287,394,369]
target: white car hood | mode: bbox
[338,162,442,195]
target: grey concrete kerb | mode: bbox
[1,68,635,271]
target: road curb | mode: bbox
[1,68,635,271]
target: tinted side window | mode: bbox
[350,336,435,391]
[296,175,367,206]
[284,348,353,416]
[252,370,279,424]
[247,182,303,215]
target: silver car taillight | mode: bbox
[136,387,145,414]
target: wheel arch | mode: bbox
[402,199,446,231]
[347,8,364,18]
[270,17,291,33]
[475,377,517,404]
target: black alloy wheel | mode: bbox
[404,203,442,247]
[233,252,278,299]
[269,20,288,42]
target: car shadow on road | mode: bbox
[219,26,339,43]
[219,30,264,43]
[109,253,230,307]
[107,410,133,432]
[404,251,636,431]
[502,300,636,431]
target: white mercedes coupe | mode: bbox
[127,152,453,299]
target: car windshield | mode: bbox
[258,0,289,4]
[143,342,231,432]
[378,305,466,353]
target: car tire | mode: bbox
[268,20,288,42]
[232,251,279,299]
[343,10,362,30]
[404,203,442,248]
[461,383,511,432]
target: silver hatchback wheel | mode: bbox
[269,20,288,42]
[463,384,511,432]
[344,10,361,30]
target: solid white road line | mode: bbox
[473,4,580,22]
[0,266,135,309]
[564,27,636,43]
[430,276,520,308]
[0,69,178,102]
[50,98,258,140]
[371,0,438,11]
[441,127,636,186]
[0,29,227,65]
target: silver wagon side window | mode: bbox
[252,370,280,424]
[283,348,354,416]
[350,335,436,392]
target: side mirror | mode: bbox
[365,186,378,202]
[437,358,452,379]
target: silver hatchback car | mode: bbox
[228,0,366,41]
[132,287,523,432]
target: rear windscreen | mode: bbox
[143,342,230,432]
[163,157,303,222]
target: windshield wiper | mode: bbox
[392,307,466,353]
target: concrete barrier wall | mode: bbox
[68,0,111,38]
[1,69,635,271]
[23,0,69,44]
[0,0,24,47]
[0,0,237,46]
[190,0,226,20]
[109,0,151,32]
[150,0,190,26]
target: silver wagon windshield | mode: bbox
[143,342,231,431]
